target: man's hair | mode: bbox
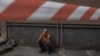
[43,29,48,32]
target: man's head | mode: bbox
[43,29,48,34]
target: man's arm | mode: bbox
[47,34,51,40]
[37,34,42,42]
[47,34,51,44]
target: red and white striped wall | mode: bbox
[0,0,100,21]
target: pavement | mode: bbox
[1,46,100,56]
[1,46,57,56]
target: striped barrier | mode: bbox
[0,0,100,21]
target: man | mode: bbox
[37,29,52,54]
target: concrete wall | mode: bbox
[7,22,100,50]
[62,27,100,50]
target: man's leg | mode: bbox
[48,45,52,54]
[38,41,46,52]
[45,42,52,54]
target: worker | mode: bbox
[37,29,52,54]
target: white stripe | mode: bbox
[90,9,100,20]
[27,1,65,21]
[0,0,15,14]
[67,6,90,20]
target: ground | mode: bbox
[1,46,57,56]
[1,46,100,56]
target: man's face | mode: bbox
[43,29,48,34]
[43,31,47,34]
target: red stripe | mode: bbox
[0,0,45,21]
[81,8,97,21]
[52,4,78,20]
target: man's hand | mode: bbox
[43,37,47,41]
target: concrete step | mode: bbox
[0,40,16,55]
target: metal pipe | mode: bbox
[57,21,59,46]
[60,21,63,46]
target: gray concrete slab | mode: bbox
[1,47,100,56]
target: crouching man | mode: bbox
[37,29,52,54]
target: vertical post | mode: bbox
[57,20,59,47]
[58,21,66,56]
[60,21,63,47]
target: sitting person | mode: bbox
[37,29,52,54]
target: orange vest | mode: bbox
[41,33,50,46]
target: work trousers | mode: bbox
[38,40,52,53]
